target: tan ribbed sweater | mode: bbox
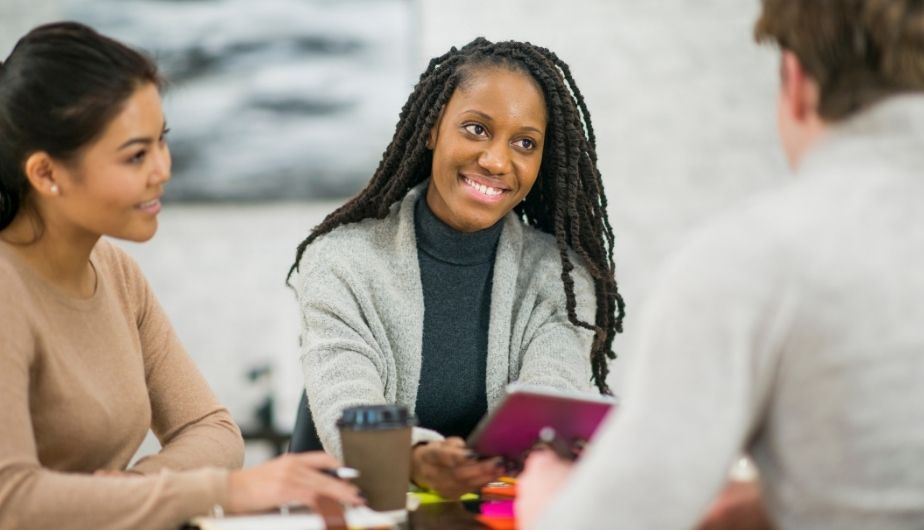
[0,238,244,530]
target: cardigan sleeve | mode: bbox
[295,252,392,456]
[515,257,597,393]
[0,265,229,530]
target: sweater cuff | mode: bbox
[411,427,444,446]
[165,467,230,519]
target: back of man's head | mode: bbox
[755,0,924,122]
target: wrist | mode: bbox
[410,443,430,489]
[225,469,245,514]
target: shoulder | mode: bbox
[92,238,144,284]
[511,223,595,314]
[518,223,594,288]
[91,238,151,310]
[296,214,397,282]
[0,248,31,307]
[295,190,418,282]
[0,247,38,360]
[669,181,816,273]
[651,182,817,312]
[306,215,393,259]
[519,224,560,266]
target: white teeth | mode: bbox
[138,199,158,208]
[463,176,503,197]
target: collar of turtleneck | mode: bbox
[414,190,504,266]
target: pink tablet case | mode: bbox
[466,387,616,461]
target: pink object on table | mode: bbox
[481,500,516,518]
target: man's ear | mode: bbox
[23,152,61,197]
[780,50,820,124]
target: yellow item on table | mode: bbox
[410,491,479,504]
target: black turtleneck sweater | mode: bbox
[413,194,503,439]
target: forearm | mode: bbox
[516,322,595,393]
[533,390,746,529]
[516,260,597,394]
[131,408,243,474]
[0,465,227,530]
[302,347,389,457]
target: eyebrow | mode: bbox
[462,109,544,135]
[116,122,169,151]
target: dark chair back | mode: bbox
[288,391,325,452]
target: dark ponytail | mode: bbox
[0,58,24,230]
[0,22,162,230]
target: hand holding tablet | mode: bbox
[466,383,617,465]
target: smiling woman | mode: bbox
[0,22,362,530]
[288,38,627,499]
[426,67,546,232]
[25,83,173,251]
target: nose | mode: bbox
[150,141,172,185]
[478,139,512,175]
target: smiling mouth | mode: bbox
[461,175,507,197]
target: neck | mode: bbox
[788,118,828,170]
[1,206,99,297]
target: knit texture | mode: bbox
[0,239,243,530]
[536,96,924,530]
[295,182,596,455]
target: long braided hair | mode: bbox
[287,37,626,394]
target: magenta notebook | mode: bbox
[466,383,617,462]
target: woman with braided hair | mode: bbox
[289,37,626,497]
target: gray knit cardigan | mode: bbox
[294,184,596,454]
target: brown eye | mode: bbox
[128,150,147,165]
[515,138,537,151]
[463,123,487,137]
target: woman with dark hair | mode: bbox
[0,22,361,530]
[289,37,626,498]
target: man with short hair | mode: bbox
[517,1,924,528]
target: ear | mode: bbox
[23,152,61,197]
[780,50,820,124]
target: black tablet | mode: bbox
[466,383,616,462]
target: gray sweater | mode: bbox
[294,183,596,454]
[536,96,924,529]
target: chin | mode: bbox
[115,224,158,243]
[467,215,503,232]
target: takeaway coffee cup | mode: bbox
[337,404,415,511]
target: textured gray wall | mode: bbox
[3,1,790,461]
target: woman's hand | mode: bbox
[411,437,503,499]
[226,452,363,514]
[515,449,574,530]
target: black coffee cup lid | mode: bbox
[337,404,416,431]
